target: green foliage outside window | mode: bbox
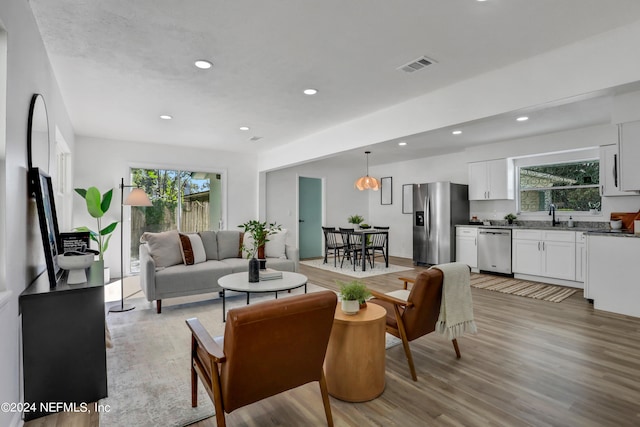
[519,160,601,212]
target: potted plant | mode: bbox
[337,280,372,315]
[238,220,282,259]
[347,214,365,228]
[504,213,517,225]
[74,186,118,284]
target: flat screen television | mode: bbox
[29,167,62,288]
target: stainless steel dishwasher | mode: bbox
[477,228,512,275]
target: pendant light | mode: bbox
[355,151,380,191]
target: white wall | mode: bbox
[364,123,640,259]
[0,1,75,426]
[266,160,369,249]
[72,136,258,277]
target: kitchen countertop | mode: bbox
[456,222,640,237]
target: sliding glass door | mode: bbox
[129,168,223,272]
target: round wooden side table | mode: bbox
[324,303,386,402]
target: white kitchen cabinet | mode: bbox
[575,232,586,283]
[618,121,640,192]
[599,144,628,196]
[455,227,478,269]
[512,229,576,281]
[586,234,640,317]
[468,159,514,200]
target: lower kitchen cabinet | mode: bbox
[455,227,478,269]
[586,234,640,317]
[575,232,587,283]
[512,229,576,282]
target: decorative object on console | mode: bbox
[337,279,372,315]
[58,253,94,284]
[111,177,152,313]
[355,151,380,191]
[27,93,50,173]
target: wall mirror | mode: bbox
[28,93,50,173]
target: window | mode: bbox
[129,168,224,272]
[518,160,600,213]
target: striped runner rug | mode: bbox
[470,273,577,303]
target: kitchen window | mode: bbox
[518,159,601,213]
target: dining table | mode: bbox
[352,229,389,271]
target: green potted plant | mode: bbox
[347,214,365,228]
[504,213,517,225]
[337,280,372,315]
[238,220,282,259]
[74,186,119,284]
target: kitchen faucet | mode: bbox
[549,203,559,226]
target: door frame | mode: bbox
[296,174,326,259]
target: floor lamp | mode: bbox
[109,177,152,313]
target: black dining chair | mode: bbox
[322,227,344,266]
[340,228,372,270]
[367,229,389,268]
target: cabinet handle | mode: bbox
[475,237,477,246]
[538,242,540,251]
[613,153,618,188]
[542,242,545,251]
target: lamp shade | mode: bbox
[354,150,380,191]
[124,188,152,206]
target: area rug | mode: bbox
[301,258,414,278]
[470,273,577,302]
[100,284,327,427]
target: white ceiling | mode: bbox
[29,0,640,165]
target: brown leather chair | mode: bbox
[186,291,337,427]
[369,269,461,381]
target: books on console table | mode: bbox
[259,268,283,281]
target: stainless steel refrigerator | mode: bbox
[413,182,469,266]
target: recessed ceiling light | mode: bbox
[452,130,462,135]
[477,0,488,2]
[303,88,318,95]
[398,141,407,146]
[239,126,250,131]
[194,60,213,69]
[516,116,529,122]
[160,115,173,120]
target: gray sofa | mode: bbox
[139,229,299,313]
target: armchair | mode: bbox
[186,291,337,426]
[369,268,462,381]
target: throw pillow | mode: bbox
[217,230,242,260]
[265,228,288,259]
[242,232,256,258]
[140,230,183,268]
[198,231,218,260]
[179,233,206,265]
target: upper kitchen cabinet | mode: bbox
[468,159,514,200]
[599,144,628,196]
[618,121,640,192]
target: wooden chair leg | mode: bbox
[319,371,334,427]
[191,337,198,407]
[394,305,417,381]
[156,299,162,314]
[210,365,227,427]
[452,339,461,359]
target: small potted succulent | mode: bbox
[504,213,517,225]
[337,280,372,315]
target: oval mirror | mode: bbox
[27,93,50,172]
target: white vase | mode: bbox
[341,299,360,315]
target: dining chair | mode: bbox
[340,228,372,270]
[367,230,388,267]
[324,229,346,267]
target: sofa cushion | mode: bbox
[217,230,242,260]
[262,257,296,272]
[198,231,218,260]
[265,229,288,259]
[241,232,255,258]
[154,261,232,295]
[220,257,250,273]
[140,230,183,268]
[179,233,206,265]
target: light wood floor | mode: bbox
[26,257,640,426]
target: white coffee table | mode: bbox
[218,271,308,321]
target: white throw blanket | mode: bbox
[432,262,478,340]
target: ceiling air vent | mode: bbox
[398,56,436,73]
[249,136,262,142]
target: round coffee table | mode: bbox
[218,271,308,321]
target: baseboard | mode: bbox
[514,273,584,289]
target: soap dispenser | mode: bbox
[568,216,574,228]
